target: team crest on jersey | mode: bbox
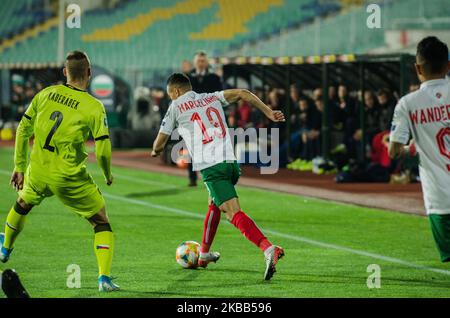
[436,92,442,99]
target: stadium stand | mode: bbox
[0,0,54,41]
[0,0,339,70]
[1,0,449,71]
[231,0,450,57]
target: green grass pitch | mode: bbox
[0,147,449,298]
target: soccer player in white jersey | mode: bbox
[152,73,285,280]
[389,36,450,262]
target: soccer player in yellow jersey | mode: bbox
[0,51,119,292]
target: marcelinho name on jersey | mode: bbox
[409,104,450,125]
[176,95,219,114]
[48,92,80,110]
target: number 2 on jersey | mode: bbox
[190,107,226,144]
[43,111,63,152]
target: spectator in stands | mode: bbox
[254,86,265,102]
[213,65,227,84]
[263,88,283,123]
[334,84,356,131]
[289,98,311,131]
[312,87,322,101]
[290,84,310,108]
[298,97,321,160]
[336,88,399,183]
[376,88,396,132]
[336,130,393,183]
[249,87,266,128]
[328,84,357,162]
[185,51,223,187]
[265,87,287,141]
[228,99,253,128]
[181,60,193,75]
[188,51,223,94]
[361,90,381,143]
[280,97,320,165]
[290,83,314,118]
[303,97,322,159]
[289,84,300,105]
[24,81,35,104]
[289,84,300,118]
[328,85,338,105]
[348,90,381,160]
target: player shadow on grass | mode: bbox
[286,272,450,288]
[125,187,197,198]
[121,290,262,298]
[121,268,269,298]
[207,267,261,275]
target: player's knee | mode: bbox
[223,210,235,221]
[88,210,110,228]
[15,199,33,215]
[220,198,240,221]
[94,223,113,233]
[221,205,239,221]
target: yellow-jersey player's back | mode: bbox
[18,84,109,183]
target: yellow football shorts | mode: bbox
[19,167,105,219]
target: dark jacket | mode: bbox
[378,99,396,132]
[188,70,223,94]
[291,105,319,132]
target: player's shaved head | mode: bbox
[167,73,192,90]
[65,51,91,82]
[416,36,449,76]
[166,73,192,100]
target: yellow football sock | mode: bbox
[4,205,27,249]
[94,225,114,277]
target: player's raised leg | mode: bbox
[1,199,33,263]
[88,207,119,292]
[198,198,222,268]
[220,197,284,281]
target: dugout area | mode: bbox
[0,63,131,131]
[212,53,417,161]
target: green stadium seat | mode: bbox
[2,0,449,73]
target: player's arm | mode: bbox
[389,139,416,159]
[222,89,285,122]
[151,132,170,157]
[90,103,113,185]
[388,99,416,159]
[95,137,113,185]
[11,97,37,191]
[151,104,177,157]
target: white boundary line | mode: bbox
[90,171,178,189]
[1,168,450,277]
[101,193,450,277]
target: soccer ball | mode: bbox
[176,241,200,269]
